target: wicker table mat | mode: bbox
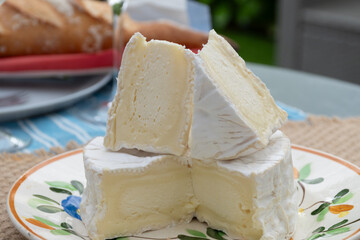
[1,115,360,240]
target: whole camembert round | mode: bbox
[80,131,298,240]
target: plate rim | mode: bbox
[0,73,112,123]
[7,149,82,240]
[6,145,360,240]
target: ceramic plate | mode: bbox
[7,146,360,240]
[0,73,111,123]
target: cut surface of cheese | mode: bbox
[81,137,197,240]
[81,131,298,240]
[190,30,287,160]
[104,32,194,156]
[192,130,298,239]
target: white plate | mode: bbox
[0,73,112,123]
[7,146,360,240]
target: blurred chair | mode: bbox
[277,0,360,84]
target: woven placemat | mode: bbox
[1,115,360,239]
[281,115,360,166]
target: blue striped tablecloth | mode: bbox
[0,82,114,153]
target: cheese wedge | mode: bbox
[81,137,198,240]
[104,33,194,156]
[104,30,286,160]
[190,30,288,160]
[81,131,298,240]
[192,130,298,239]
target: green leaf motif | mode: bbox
[335,192,354,204]
[326,227,350,236]
[312,226,325,233]
[186,229,207,238]
[328,219,349,231]
[33,194,60,205]
[206,227,226,240]
[61,222,72,229]
[71,180,84,195]
[46,181,76,191]
[178,235,209,240]
[317,207,329,222]
[50,229,71,235]
[49,187,72,195]
[301,178,324,184]
[307,233,325,240]
[333,189,350,204]
[33,216,60,228]
[37,205,63,213]
[28,198,55,209]
[312,202,331,215]
[299,163,311,180]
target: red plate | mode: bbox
[0,48,200,78]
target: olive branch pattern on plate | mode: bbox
[25,180,85,239]
[294,163,360,240]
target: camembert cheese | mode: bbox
[103,33,194,156]
[81,131,298,240]
[190,30,287,160]
[192,130,298,239]
[104,30,287,161]
[81,137,198,240]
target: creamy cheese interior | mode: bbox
[198,30,287,146]
[192,161,261,239]
[98,160,196,239]
[192,131,298,239]
[81,138,197,240]
[81,132,298,240]
[104,30,287,161]
[104,33,193,155]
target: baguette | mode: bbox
[118,14,239,52]
[0,0,113,57]
[0,0,237,58]
[119,13,209,49]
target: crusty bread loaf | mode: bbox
[119,13,209,50]
[0,0,113,57]
[0,0,236,58]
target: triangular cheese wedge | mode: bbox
[190,30,287,160]
[104,33,194,155]
[105,30,286,160]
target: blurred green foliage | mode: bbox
[221,29,274,65]
[197,0,276,65]
[197,0,276,37]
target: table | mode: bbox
[248,63,360,118]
